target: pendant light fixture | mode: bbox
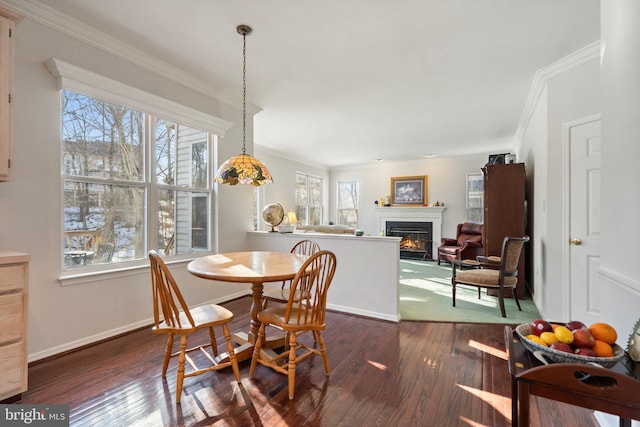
[214,25,273,186]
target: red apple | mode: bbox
[550,342,573,353]
[565,320,588,331]
[530,319,553,336]
[574,347,596,357]
[572,328,595,347]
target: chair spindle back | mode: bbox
[285,250,336,326]
[149,250,194,330]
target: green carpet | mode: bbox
[399,259,541,324]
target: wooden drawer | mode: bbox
[0,264,25,292]
[0,292,23,343]
[0,341,26,398]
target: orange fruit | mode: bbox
[551,323,561,332]
[592,339,614,357]
[589,322,617,345]
[540,331,558,346]
[554,326,574,344]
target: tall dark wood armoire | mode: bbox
[482,163,527,299]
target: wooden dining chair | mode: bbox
[261,239,321,309]
[249,250,337,399]
[451,236,529,318]
[148,251,241,403]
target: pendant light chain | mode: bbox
[242,29,247,155]
[213,24,272,186]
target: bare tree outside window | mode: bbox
[295,172,323,226]
[338,181,360,227]
[62,90,214,269]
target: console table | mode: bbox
[504,325,640,427]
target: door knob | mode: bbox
[570,238,582,246]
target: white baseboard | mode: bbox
[28,290,250,363]
[327,302,400,323]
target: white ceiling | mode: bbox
[19,0,600,167]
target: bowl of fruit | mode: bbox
[515,320,625,368]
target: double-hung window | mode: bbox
[62,89,218,269]
[295,172,322,226]
[337,180,360,227]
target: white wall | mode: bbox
[247,231,401,321]
[597,3,640,425]
[519,88,548,303]
[599,0,640,375]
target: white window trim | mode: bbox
[45,58,233,136]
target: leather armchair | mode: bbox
[437,222,484,265]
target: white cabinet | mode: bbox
[0,252,30,400]
[0,12,15,181]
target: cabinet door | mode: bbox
[0,14,14,181]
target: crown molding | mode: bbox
[0,0,258,113]
[514,40,601,144]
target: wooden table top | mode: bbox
[187,251,308,283]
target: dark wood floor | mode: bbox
[18,296,598,426]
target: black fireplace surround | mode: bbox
[386,221,433,260]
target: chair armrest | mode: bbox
[461,240,482,248]
[441,238,458,246]
[476,255,501,269]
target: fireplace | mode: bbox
[386,221,433,260]
[376,206,445,261]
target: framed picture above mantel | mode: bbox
[390,176,428,206]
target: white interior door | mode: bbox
[569,118,601,324]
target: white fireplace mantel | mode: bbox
[375,206,446,250]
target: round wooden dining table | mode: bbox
[187,251,308,361]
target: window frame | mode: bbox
[337,180,360,227]
[48,58,233,283]
[295,172,323,226]
[466,172,484,223]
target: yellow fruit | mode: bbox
[540,331,558,346]
[589,323,617,345]
[592,339,614,357]
[554,326,574,344]
[526,334,548,346]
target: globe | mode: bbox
[262,203,285,232]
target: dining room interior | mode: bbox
[1,1,640,426]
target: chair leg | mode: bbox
[222,323,241,382]
[287,332,297,400]
[498,288,507,318]
[451,281,457,307]
[477,288,481,299]
[513,289,522,311]
[249,323,266,378]
[162,334,174,377]
[316,331,330,376]
[209,327,218,357]
[175,334,188,403]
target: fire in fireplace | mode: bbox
[386,221,433,260]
